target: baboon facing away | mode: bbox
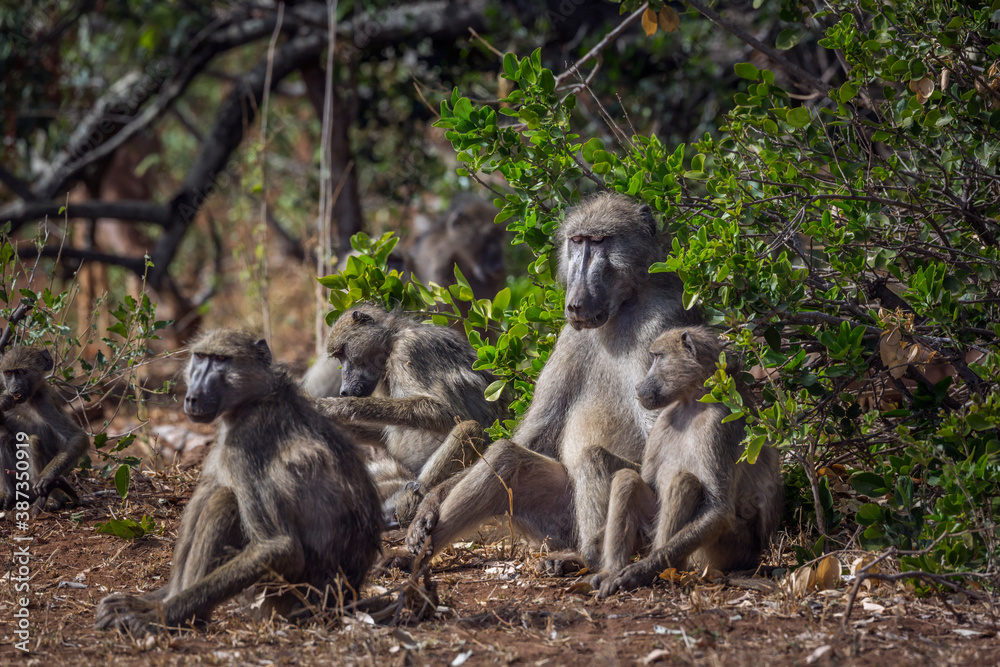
[594,327,782,597]
[96,330,381,636]
[407,195,506,300]
[316,305,504,526]
[0,347,88,511]
[406,193,703,571]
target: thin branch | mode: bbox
[684,0,830,98]
[555,3,648,90]
[14,244,147,277]
[0,301,34,354]
[0,200,171,231]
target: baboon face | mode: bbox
[0,347,53,403]
[636,328,720,410]
[558,195,659,330]
[326,306,392,398]
[183,330,272,423]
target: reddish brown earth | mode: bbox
[1,460,998,665]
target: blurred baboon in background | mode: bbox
[96,330,381,636]
[316,304,505,527]
[0,347,88,511]
[407,195,506,299]
[406,193,703,573]
[593,326,782,597]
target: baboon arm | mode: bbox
[336,422,387,446]
[317,395,458,434]
[416,421,486,489]
[632,500,734,580]
[160,535,303,627]
[34,430,88,493]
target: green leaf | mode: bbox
[734,63,760,80]
[851,471,888,497]
[484,379,506,402]
[786,107,811,128]
[775,29,803,50]
[856,502,883,525]
[114,464,130,499]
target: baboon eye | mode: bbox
[590,236,605,243]
[194,352,207,360]
[570,235,584,244]
[213,355,230,362]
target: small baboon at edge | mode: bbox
[316,304,504,527]
[96,329,381,636]
[593,326,782,597]
[405,193,703,572]
[0,347,88,511]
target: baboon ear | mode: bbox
[352,310,375,325]
[254,339,272,365]
[38,350,54,371]
[638,205,657,237]
[681,331,697,357]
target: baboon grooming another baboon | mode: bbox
[406,193,702,572]
[316,305,504,526]
[593,327,782,597]
[96,330,381,636]
[0,347,88,511]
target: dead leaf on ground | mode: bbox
[815,555,842,591]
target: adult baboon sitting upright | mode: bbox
[316,304,507,527]
[406,193,702,573]
[96,329,381,636]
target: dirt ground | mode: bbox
[2,455,999,666]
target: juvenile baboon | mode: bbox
[406,193,702,572]
[316,305,504,526]
[407,195,506,300]
[593,327,782,597]
[0,347,88,511]
[96,330,381,636]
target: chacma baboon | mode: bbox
[406,193,702,572]
[593,327,783,597]
[301,196,505,400]
[407,195,506,300]
[316,305,504,527]
[96,329,381,636]
[0,347,88,511]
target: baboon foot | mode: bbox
[95,593,160,636]
[384,481,424,529]
[372,551,415,575]
[536,552,586,577]
[0,490,13,511]
[405,489,442,557]
[44,487,77,512]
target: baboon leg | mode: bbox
[591,469,656,589]
[702,515,763,572]
[173,486,245,595]
[651,470,705,565]
[407,439,574,558]
[0,428,15,510]
[572,445,641,569]
[417,420,486,488]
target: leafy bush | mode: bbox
[323,0,1000,578]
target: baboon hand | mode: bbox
[597,561,657,599]
[536,553,586,577]
[95,593,160,636]
[32,474,55,499]
[317,397,359,423]
[405,490,441,557]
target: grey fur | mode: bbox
[405,193,702,570]
[593,326,783,597]
[0,346,87,511]
[96,329,382,636]
[316,305,505,527]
